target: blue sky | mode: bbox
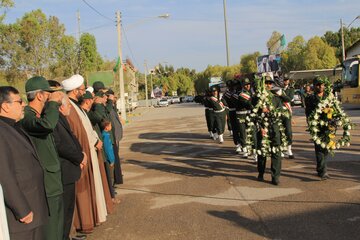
[3,0,360,72]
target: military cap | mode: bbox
[93,81,105,93]
[243,78,251,85]
[48,80,63,91]
[25,76,53,93]
[210,86,218,92]
[105,89,115,95]
[83,91,93,100]
[95,91,105,97]
[264,75,275,83]
[226,80,233,87]
[233,79,241,86]
[313,76,325,85]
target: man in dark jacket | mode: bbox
[53,93,87,240]
[0,86,48,240]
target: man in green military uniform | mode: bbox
[305,77,330,180]
[222,80,240,151]
[203,89,215,139]
[209,86,226,143]
[21,76,64,239]
[237,78,253,159]
[282,77,295,159]
[256,77,290,185]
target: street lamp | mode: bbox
[347,15,360,28]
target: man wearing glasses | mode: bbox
[0,86,48,240]
[21,76,64,240]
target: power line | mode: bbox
[68,23,114,36]
[81,0,114,23]
[121,25,139,68]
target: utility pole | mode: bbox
[116,11,126,120]
[144,61,148,107]
[223,0,230,67]
[340,18,346,62]
[76,10,81,75]
[77,10,81,41]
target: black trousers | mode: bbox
[113,143,123,184]
[63,183,76,240]
[314,143,329,176]
[229,110,240,145]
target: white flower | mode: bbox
[253,109,258,113]
[321,143,326,148]
[312,121,317,126]
[264,117,268,121]
[312,127,319,132]
[264,122,269,127]
[346,142,350,147]
[316,139,321,145]
[261,113,265,118]
[341,142,345,147]
[314,115,319,120]
[348,125,352,130]
[336,143,340,149]
[320,120,325,126]
[257,150,262,155]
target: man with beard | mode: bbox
[21,77,64,239]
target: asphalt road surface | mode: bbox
[87,103,360,240]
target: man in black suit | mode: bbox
[53,93,87,240]
[0,86,48,240]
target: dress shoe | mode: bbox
[72,234,87,240]
[320,173,330,180]
[271,178,279,186]
[257,174,264,182]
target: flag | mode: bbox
[113,57,120,72]
[280,35,286,47]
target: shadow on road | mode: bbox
[208,204,360,240]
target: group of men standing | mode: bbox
[0,75,124,240]
[203,75,295,185]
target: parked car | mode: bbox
[292,90,303,106]
[158,98,169,107]
[171,96,180,104]
[184,96,194,102]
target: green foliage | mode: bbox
[322,27,360,61]
[280,35,306,72]
[79,33,103,74]
[240,52,260,74]
[303,36,338,69]
[0,0,14,22]
[267,31,283,54]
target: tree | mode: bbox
[267,31,283,54]
[79,33,103,74]
[240,52,260,74]
[280,35,306,73]
[322,27,360,61]
[50,35,78,78]
[303,36,338,69]
[0,0,14,22]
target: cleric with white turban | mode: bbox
[61,74,84,91]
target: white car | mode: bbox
[158,98,169,107]
[171,96,180,104]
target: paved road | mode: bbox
[88,103,360,240]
